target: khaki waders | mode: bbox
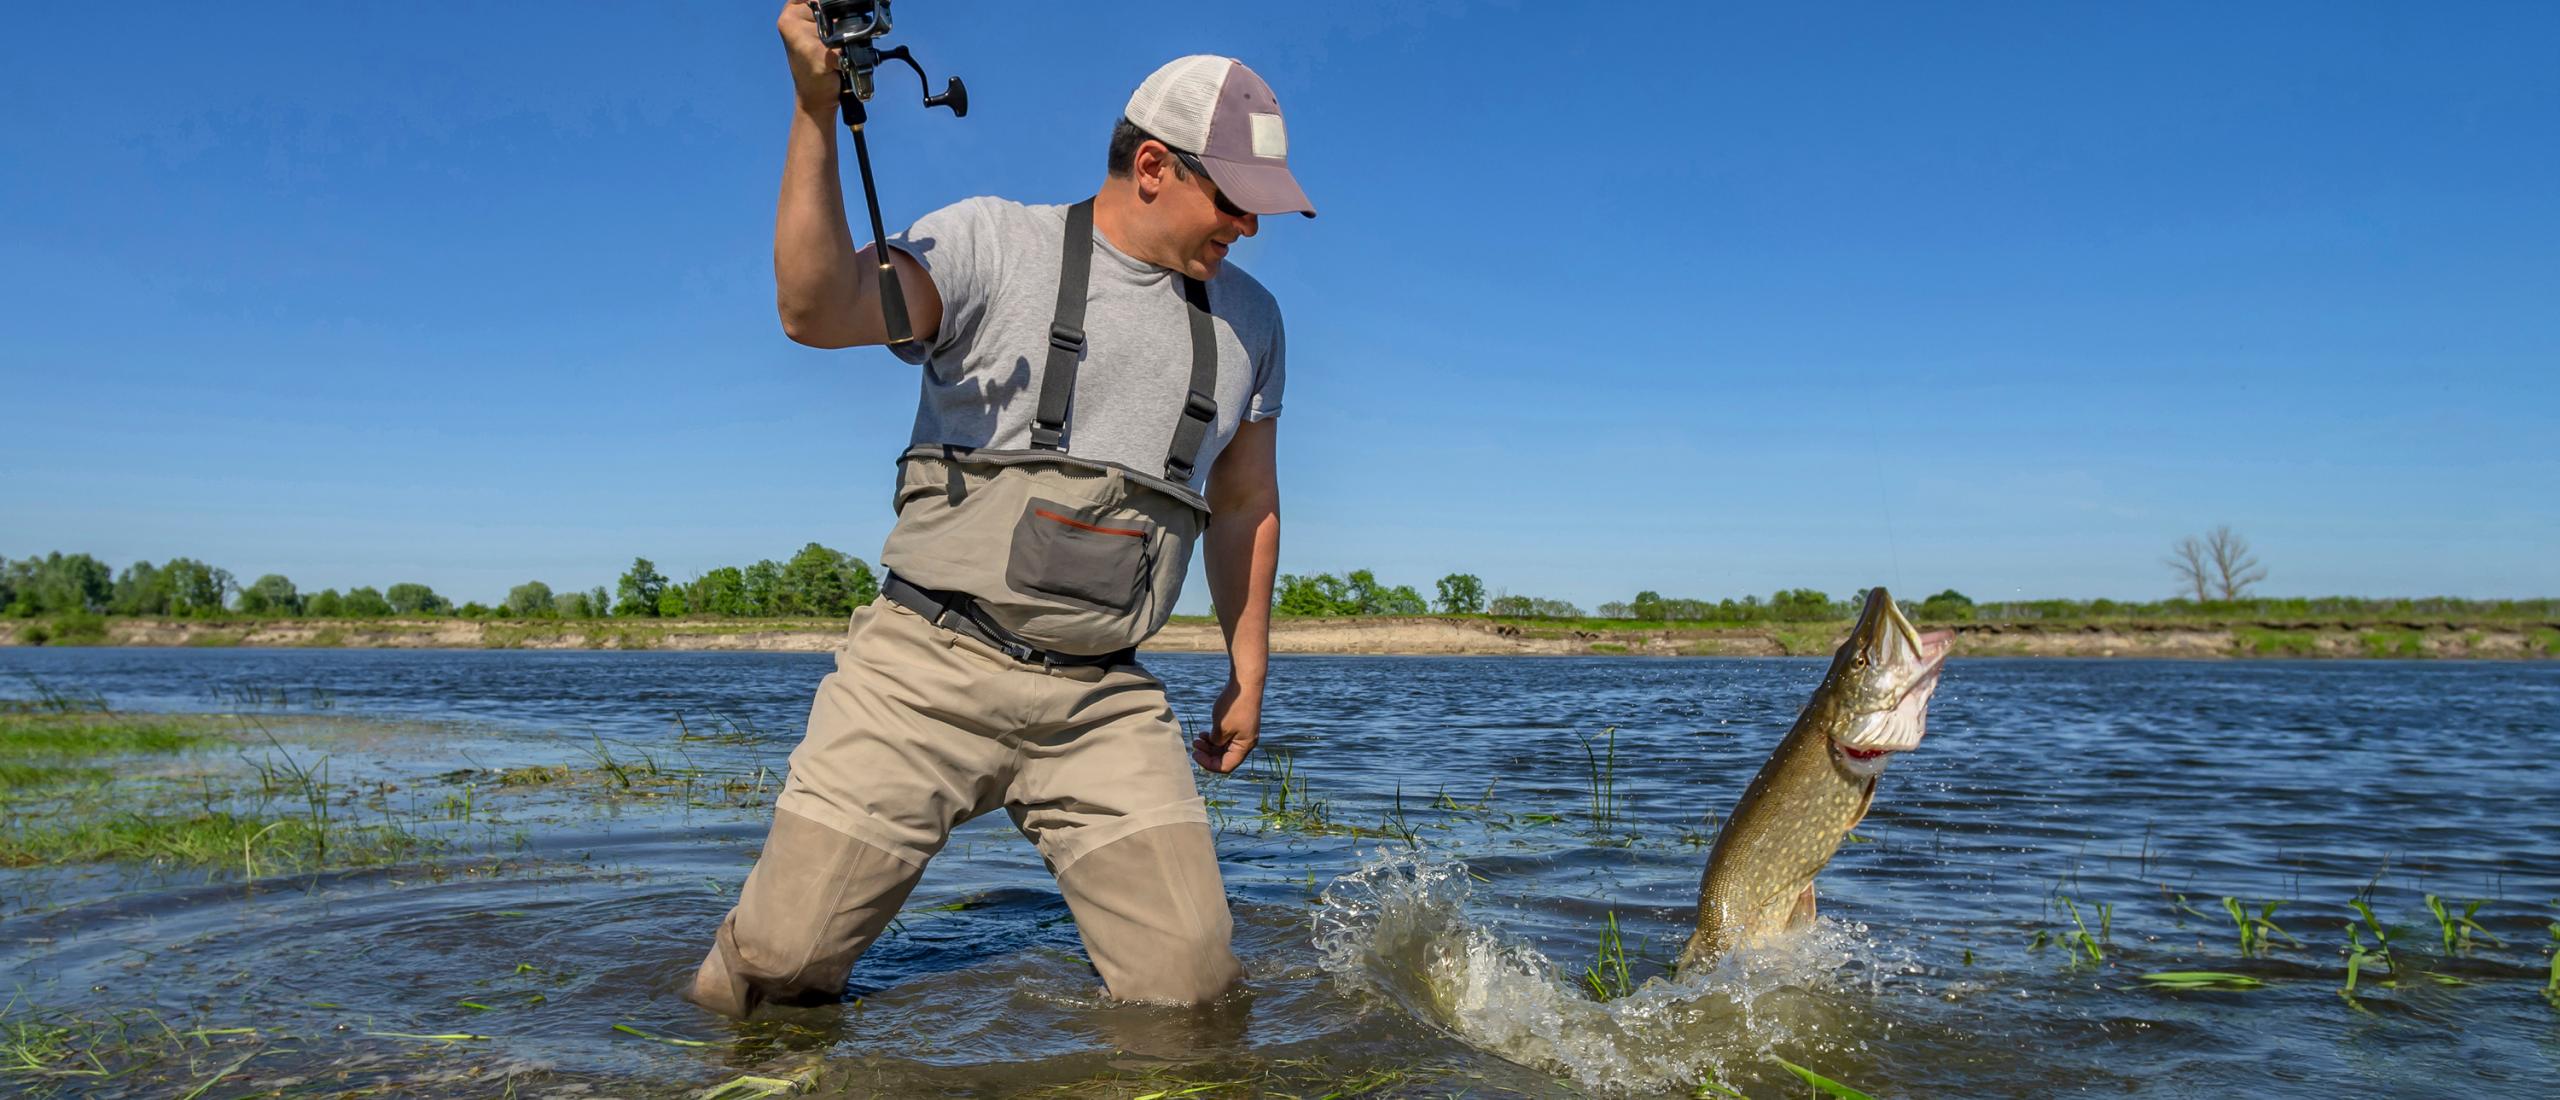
[687,599,1240,1014]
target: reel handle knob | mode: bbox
[926,76,968,117]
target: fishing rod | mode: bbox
[810,0,968,346]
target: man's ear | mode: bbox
[1134,141,1174,201]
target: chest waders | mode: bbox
[879,199,1218,663]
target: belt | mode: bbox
[881,573,1136,669]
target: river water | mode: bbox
[3,647,2556,1097]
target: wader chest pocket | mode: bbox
[1007,499,1154,613]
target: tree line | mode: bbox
[9,548,2550,627]
[0,544,880,622]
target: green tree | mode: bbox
[160,559,234,618]
[1275,572,1350,616]
[694,566,750,616]
[1916,588,1975,622]
[586,586,611,620]
[1630,590,1667,621]
[0,557,17,615]
[237,574,301,616]
[386,582,450,616]
[1377,584,1429,615]
[505,581,557,619]
[778,543,875,617]
[307,588,344,617]
[552,590,593,619]
[657,586,691,617]
[1433,573,1485,615]
[615,558,667,617]
[1342,569,1385,615]
[455,601,490,619]
[741,560,782,615]
[21,552,115,614]
[109,561,166,615]
[1770,588,1834,622]
[341,586,394,618]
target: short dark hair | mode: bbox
[1106,117,1192,180]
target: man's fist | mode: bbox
[778,1,843,112]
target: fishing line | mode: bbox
[1859,381,1906,597]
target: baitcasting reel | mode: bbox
[809,0,968,345]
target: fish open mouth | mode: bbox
[1830,610,1952,766]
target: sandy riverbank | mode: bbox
[6,615,2554,658]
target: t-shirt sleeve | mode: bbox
[1248,309,1285,422]
[883,197,999,367]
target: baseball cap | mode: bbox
[1124,56,1315,219]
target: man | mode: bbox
[685,4,1311,1017]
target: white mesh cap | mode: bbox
[1124,55,1315,218]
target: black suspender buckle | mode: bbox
[1048,322,1086,356]
[1181,390,1217,423]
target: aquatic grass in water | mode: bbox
[2,677,111,715]
[2058,895,2109,965]
[2543,920,2560,1010]
[2345,898,2403,977]
[1576,725,1622,834]
[2422,894,2500,954]
[1582,911,1636,1001]
[1773,1057,1880,1100]
[1252,746,1335,835]
[0,809,432,873]
[2139,971,2265,991]
[1,714,213,760]
[2222,897,2297,957]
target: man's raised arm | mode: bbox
[773,1,942,349]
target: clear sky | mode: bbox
[4,1,2554,611]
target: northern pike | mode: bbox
[1679,586,1951,971]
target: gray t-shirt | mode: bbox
[885,197,1285,492]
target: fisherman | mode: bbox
[685,5,1312,1017]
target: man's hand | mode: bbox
[778,1,843,113]
[1190,677,1262,774]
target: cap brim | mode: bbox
[1199,155,1316,218]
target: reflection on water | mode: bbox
[2,647,2556,1096]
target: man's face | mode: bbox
[1149,142,1259,279]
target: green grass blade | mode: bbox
[1772,1057,1879,1100]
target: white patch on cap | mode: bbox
[1250,113,1287,160]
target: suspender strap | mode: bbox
[1030,197,1219,479]
[1030,199,1096,451]
[1165,276,1218,484]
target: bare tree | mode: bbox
[2166,536,2210,602]
[2205,525,2267,600]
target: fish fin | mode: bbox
[1845,777,1877,831]
[1787,883,1817,928]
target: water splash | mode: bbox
[1312,848,1915,1094]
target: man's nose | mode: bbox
[1234,212,1259,238]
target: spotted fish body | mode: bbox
[1678,587,1951,972]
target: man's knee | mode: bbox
[1102,928,1242,1005]
[685,810,925,1016]
[1056,821,1241,1004]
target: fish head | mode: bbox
[1820,587,1952,776]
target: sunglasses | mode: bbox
[1159,141,1251,220]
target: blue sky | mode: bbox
[4,1,2553,611]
